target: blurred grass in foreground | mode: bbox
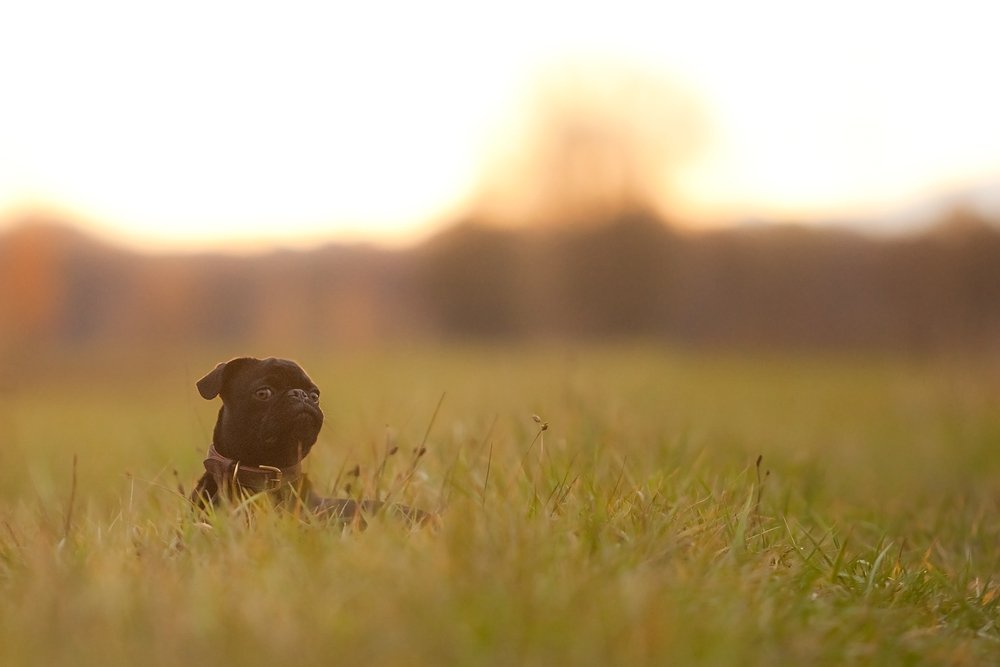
[2,345,1000,665]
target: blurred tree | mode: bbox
[418,223,525,338]
[0,223,66,345]
[552,210,678,336]
[474,61,708,227]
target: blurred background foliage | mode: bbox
[1,63,998,358]
[2,205,999,355]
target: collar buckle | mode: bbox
[258,465,284,490]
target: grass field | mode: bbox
[2,345,1000,665]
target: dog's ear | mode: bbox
[197,362,229,399]
[197,358,255,400]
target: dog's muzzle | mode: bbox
[202,444,303,495]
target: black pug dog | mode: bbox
[191,356,428,525]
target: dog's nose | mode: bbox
[288,388,309,402]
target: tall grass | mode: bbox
[1,345,999,664]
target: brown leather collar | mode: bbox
[202,444,302,494]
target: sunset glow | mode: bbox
[2,0,999,250]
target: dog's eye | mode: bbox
[254,387,273,400]
[309,391,320,402]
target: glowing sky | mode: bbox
[1,0,999,250]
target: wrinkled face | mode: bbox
[205,358,324,468]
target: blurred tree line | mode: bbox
[2,206,999,352]
[3,64,999,354]
[421,206,1000,350]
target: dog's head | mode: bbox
[197,357,324,469]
